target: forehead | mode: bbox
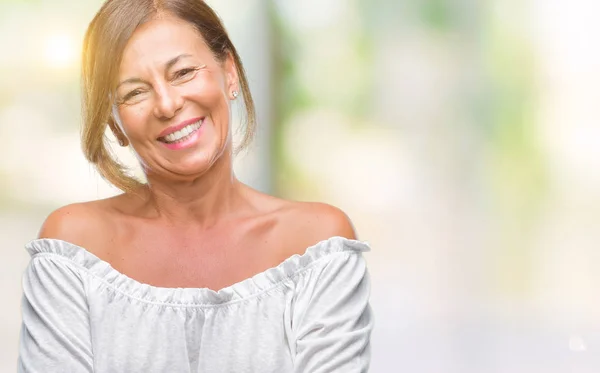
[119,15,210,73]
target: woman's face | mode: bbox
[114,14,238,181]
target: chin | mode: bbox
[160,146,228,180]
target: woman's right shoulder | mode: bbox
[37,198,119,249]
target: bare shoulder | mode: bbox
[37,197,120,249]
[297,201,357,240]
[278,201,357,254]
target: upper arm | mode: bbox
[19,256,93,372]
[292,248,373,372]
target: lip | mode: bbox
[161,125,203,151]
[157,117,204,139]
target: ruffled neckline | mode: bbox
[25,236,370,307]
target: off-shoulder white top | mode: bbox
[17,236,373,372]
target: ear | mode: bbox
[107,116,129,147]
[223,51,239,100]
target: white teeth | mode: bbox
[163,120,202,143]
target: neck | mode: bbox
[139,150,247,227]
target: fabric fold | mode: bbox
[24,236,370,307]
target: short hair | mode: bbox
[81,0,256,192]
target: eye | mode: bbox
[173,68,197,80]
[121,89,144,102]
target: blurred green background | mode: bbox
[2,0,600,371]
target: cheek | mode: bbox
[117,105,151,139]
[190,77,231,127]
[189,74,227,107]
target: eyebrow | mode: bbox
[116,53,194,89]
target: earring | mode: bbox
[232,90,239,99]
[118,138,126,146]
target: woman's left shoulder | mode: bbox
[277,201,358,254]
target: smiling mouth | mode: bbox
[158,119,203,144]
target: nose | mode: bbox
[153,83,183,120]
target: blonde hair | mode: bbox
[81,0,256,192]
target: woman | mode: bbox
[18,0,373,372]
